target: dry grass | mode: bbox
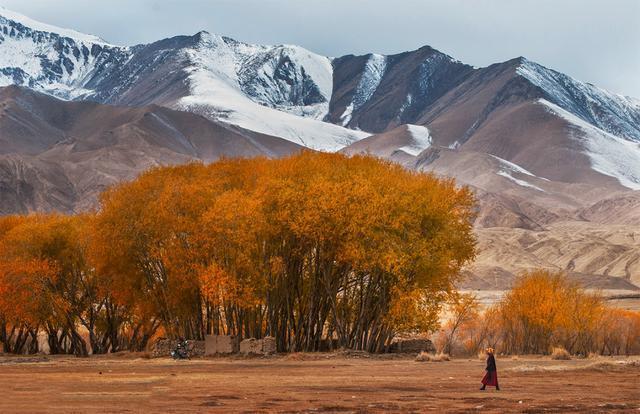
[585,359,640,371]
[415,352,450,362]
[508,358,640,373]
[551,347,571,360]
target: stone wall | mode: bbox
[262,337,276,354]
[240,338,262,354]
[240,337,277,355]
[389,338,435,354]
[152,339,205,358]
[205,335,240,355]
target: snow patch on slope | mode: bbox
[489,154,549,181]
[340,54,386,125]
[496,170,545,192]
[539,99,640,190]
[278,45,333,101]
[237,41,334,119]
[491,154,546,191]
[398,125,432,156]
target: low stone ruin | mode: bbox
[149,335,277,357]
[240,336,276,355]
[389,338,436,354]
[262,337,277,354]
[152,339,205,358]
[239,338,261,354]
[205,335,240,355]
[153,335,438,357]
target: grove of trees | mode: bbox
[0,152,477,355]
[437,270,640,356]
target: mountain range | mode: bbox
[1,7,639,296]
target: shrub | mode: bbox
[493,270,603,355]
[451,270,640,357]
[437,352,451,361]
[439,292,480,356]
[551,347,571,360]
[416,352,450,362]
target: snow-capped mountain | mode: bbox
[0,85,304,213]
[1,7,639,161]
[0,7,128,99]
[1,7,640,188]
[0,8,366,151]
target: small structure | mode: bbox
[240,338,262,354]
[389,338,435,354]
[152,339,205,358]
[153,336,276,357]
[240,337,277,355]
[262,336,277,354]
[205,335,240,356]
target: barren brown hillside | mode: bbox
[465,221,640,291]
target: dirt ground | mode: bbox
[0,354,638,413]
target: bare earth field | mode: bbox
[0,355,638,413]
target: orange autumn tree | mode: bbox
[448,270,640,356]
[0,256,56,354]
[441,269,640,357]
[91,160,270,341]
[494,270,605,355]
[255,153,476,351]
[438,292,481,355]
[598,309,640,355]
[0,215,57,354]
[0,214,110,355]
[92,152,477,351]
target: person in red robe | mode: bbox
[480,347,500,390]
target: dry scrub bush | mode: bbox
[510,359,640,373]
[437,352,451,361]
[437,292,479,356]
[416,352,450,362]
[551,347,571,360]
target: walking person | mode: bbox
[480,347,500,391]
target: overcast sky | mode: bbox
[2,0,639,97]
